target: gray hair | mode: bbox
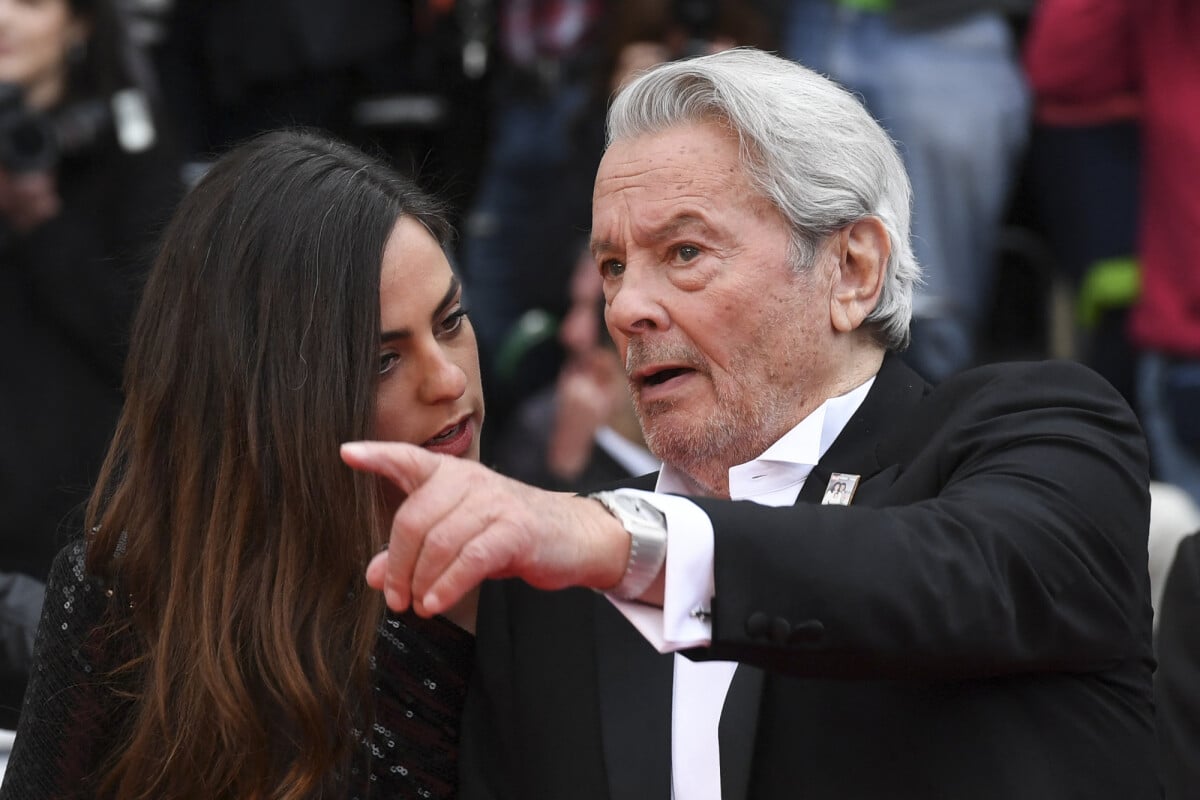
[606,47,921,351]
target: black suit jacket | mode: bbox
[461,357,1160,799]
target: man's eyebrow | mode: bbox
[590,215,709,258]
[657,215,707,238]
[379,276,461,344]
[590,238,616,258]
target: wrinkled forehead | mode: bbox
[590,124,774,250]
[599,118,742,173]
[594,123,752,204]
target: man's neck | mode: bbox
[666,348,885,499]
[672,467,725,499]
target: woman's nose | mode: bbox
[419,346,467,404]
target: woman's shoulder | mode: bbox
[2,540,131,797]
[44,539,109,601]
[34,538,123,674]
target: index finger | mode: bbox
[343,441,447,610]
[340,441,441,495]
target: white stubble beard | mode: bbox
[626,330,804,497]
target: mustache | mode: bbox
[624,339,707,377]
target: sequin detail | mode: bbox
[2,540,474,799]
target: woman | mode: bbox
[0,0,181,724]
[0,129,482,799]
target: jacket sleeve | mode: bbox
[0,541,120,800]
[697,360,1152,679]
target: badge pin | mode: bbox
[821,473,861,506]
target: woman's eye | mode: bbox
[379,352,399,375]
[600,259,625,279]
[441,308,469,336]
[676,244,700,262]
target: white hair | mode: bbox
[606,47,921,350]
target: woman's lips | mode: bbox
[422,418,474,458]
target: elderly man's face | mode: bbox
[591,121,840,487]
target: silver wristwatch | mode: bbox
[590,490,668,600]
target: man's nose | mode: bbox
[604,266,670,337]
[419,347,468,404]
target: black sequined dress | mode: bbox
[0,541,473,799]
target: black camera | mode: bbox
[0,83,111,174]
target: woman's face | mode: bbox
[375,216,484,463]
[0,0,86,110]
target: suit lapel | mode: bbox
[719,356,927,797]
[595,595,674,800]
[804,354,927,503]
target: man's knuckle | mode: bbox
[458,537,495,568]
[423,527,458,560]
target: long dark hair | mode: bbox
[85,129,451,799]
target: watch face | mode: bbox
[616,493,664,524]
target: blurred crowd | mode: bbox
[0,0,1197,792]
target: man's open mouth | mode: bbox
[642,367,692,386]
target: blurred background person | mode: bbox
[1017,97,1140,409]
[156,0,490,225]
[1026,5,1200,798]
[1,130,480,799]
[494,253,655,491]
[1024,0,1200,521]
[781,0,1033,383]
[0,0,181,729]
[1019,0,1143,412]
[457,0,611,448]
[158,0,412,154]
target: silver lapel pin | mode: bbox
[821,473,861,506]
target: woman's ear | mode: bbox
[829,217,889,334]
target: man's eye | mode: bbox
[379,352,400,375]
[441,308,469,336]
[677,245,700,262]
[599,259,625,279]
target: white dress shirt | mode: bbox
[608,377,874,800]
[594,424,660,478]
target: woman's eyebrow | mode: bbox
[379,276,460,343]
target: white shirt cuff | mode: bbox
[606,489,714,653]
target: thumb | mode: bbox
[340,441,442,496]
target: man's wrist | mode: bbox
[589,490,668,600]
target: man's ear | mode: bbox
[829,217,889,334]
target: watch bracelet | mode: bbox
[590,491,668,600]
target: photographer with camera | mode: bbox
[0,0,180,731]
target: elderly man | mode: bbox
[342,49,1158,799]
